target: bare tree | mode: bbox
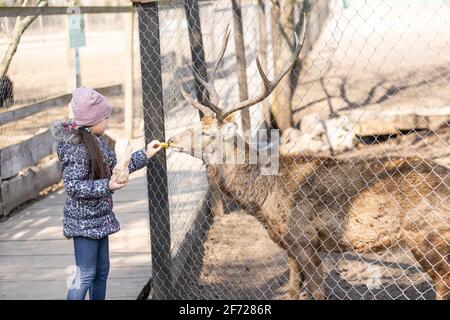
[231,0,251,138]
[270,0,307,133]
[257,0,271,128]
[0,0,49,79]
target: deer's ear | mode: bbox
[224,113,235,123]
[222,122,237,140]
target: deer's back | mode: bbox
[281,155,450,252]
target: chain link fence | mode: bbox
[135,0,450,300]
[0,0,448,300]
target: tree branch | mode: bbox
[0,0,48,78]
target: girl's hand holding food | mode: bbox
[145,140,163,158]
[108,174,128,191]
[112,139,132,184]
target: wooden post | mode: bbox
[66,1,83,118]
[66,38,80,119]
[125,10,134,139]
[135,1,172,300]
[231,0,251,139]
[68,48,82,89]
[175,7,184,66]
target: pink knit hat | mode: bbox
[71,87,112,127]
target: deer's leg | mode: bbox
[288,233,325,300]
[209,180,225,216]
[287,255,304,299]
[408,232,449,300]
[299,246,325,300]
[206,167,225,216]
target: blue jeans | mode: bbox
[67,236,110,300]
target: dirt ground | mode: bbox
[180,212,436,300]
[292,1,450,123]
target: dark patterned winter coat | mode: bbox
[50,119,150,239]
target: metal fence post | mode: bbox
[184,0,224,217]
[134,1,172,300]
[124,9,135,139]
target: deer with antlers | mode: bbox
[168,18,450,300]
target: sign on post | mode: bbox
[68,13,86,48]
[67,6,85,116]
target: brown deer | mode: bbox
[168,20,450,300]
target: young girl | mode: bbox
[51,87,162,300]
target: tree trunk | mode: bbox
[231,0,251,139]
[257,0,271,129]
[270,0,296,133]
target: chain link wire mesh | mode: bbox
[0,0,444,300]
[135,0,450,300]
[0,9,140,148]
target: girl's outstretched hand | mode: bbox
[146,140,163,158]
[109,175,128,191]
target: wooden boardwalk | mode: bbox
[0,167,152,300]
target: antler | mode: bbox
[212,24,231,77]
[220,14,306,120]
[180,14,306,121]
[180,24,231,116]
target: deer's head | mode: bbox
[168,16,306,164]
